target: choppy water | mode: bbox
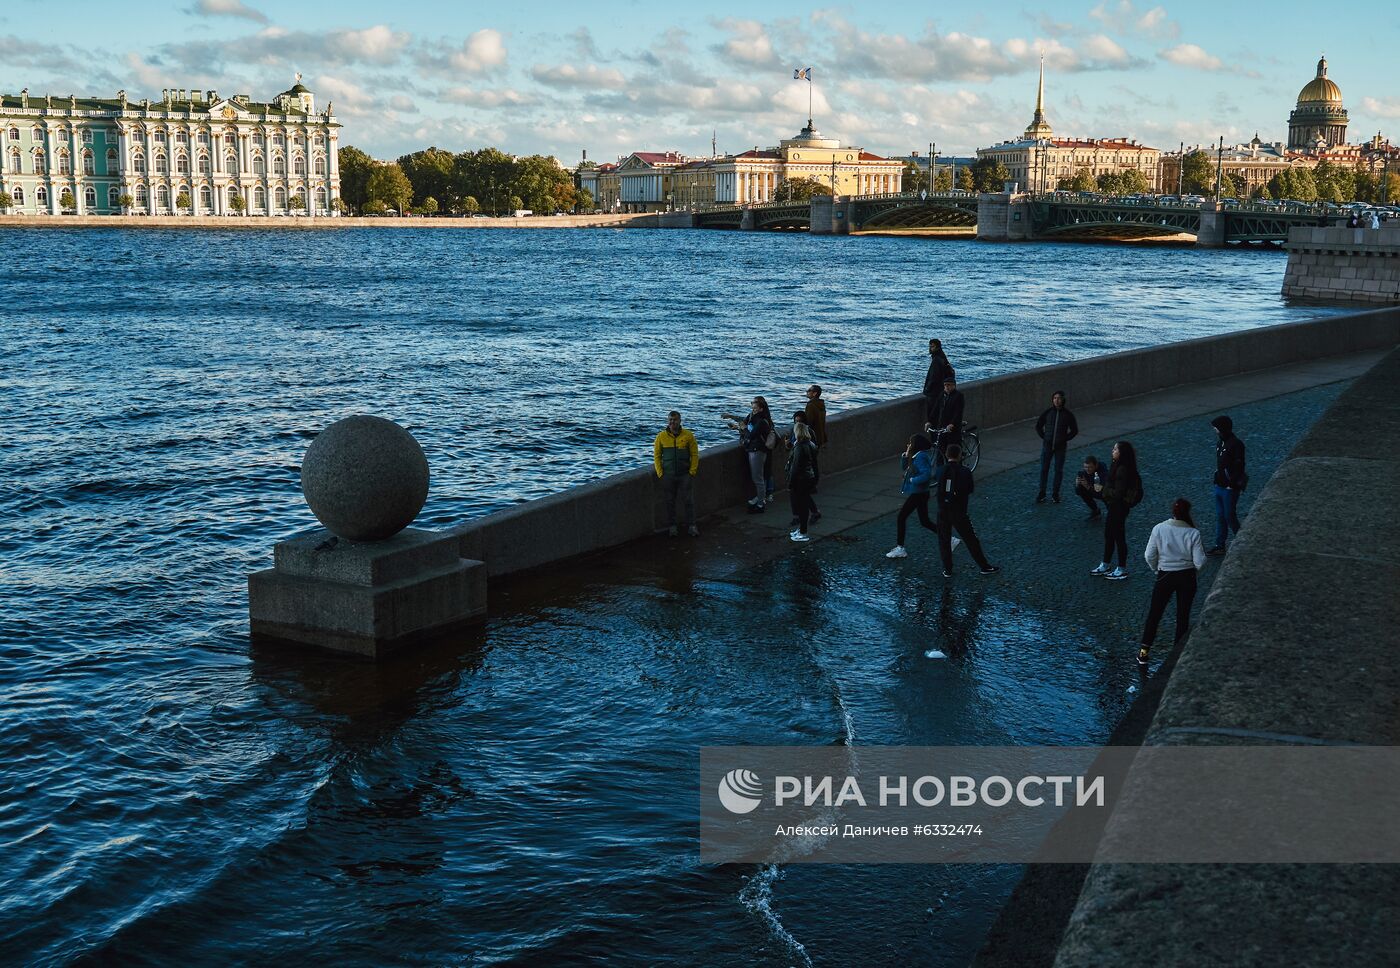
[1,228,1347,964]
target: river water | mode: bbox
[1,228,1344,964]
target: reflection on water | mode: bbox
[0,225,1349,964]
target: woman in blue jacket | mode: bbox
[886,434,937,559]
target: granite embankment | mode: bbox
[450,306,1400,580]
[0,212,660,230]
[1051,344,1400,968]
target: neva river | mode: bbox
[2,228,1344,965]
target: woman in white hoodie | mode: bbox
[1138,497,1208,667]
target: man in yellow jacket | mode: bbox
[654,410,700,537]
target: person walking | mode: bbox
[1207,415,1247,556]
[885,434,937,559]
[933,444,999,579]
[1034,390,1079,504]
[1138,497,1207,667]
[1075,455,1107,520]
[923,339,955,425]
[927,374,964,461]
[721,396,775,514]
[653,410,700,537]
[786,423,819,543]
[1091,441,1142,581]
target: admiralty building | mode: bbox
[0,78,340,216]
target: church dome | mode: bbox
[1296,57,1342,105]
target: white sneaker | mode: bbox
[1106,567,1129,581]
[790,531,811,543]
[1090,562,1111,575]
[951,536,962,551]
[886,545,908,559]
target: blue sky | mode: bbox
[2,1,1396,162]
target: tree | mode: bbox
[902,160,931,195]
[956,167,975,191]
[0,193,12,211]
[176,190,192,213]
[1096,171,1126,195]
[228,193,246,214]
[398,147,458,210]
[337,145,375,213]
[1217,172,1244,199]
[967,157,1010,193]
[364,199,388,215]
[778,175,829,201]
[1058,167,1097,192]
[933,168,953,191]
[59,188,75,212]
[420,196,439,215]
[1180,150,1215,196]
[1267,167,1318,202]
[462,195,480,214]
[508,194,525,212]
[366,162,414,213]
[288,193,305,212]
[1250,183,1273,201]
[118,193,134,213]
[575,187,594,211]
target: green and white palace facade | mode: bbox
[0,78,340,216]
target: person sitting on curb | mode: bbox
[926,374,964,462]
[933,444,999,579]
[1034,390,1079,504]
[1207,414,1247,556]
[1138,497,1207,668]
[1075,455,1107,520]
[653,410,699,537]
[885,434,937,559]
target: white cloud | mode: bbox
[443,86,537,108]
[451,29,507,74]
[712,18,778,67]
[1159,43,1223,71]
[314,75,377,115]
[530,63,627,90]
[243,25,410,66]
[1360,96,1400,120]
[1090,1,1180,39]
[187,0,267,24]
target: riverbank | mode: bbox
[0,212,658,230]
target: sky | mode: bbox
[2,1,1396,163]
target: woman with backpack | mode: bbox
[721,396,775,514]
[786,423,819,542]
[1091,440,1141,581]
[1137,497,1207,668]
[885,434,937,559]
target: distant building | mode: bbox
[1158,136,1294,195]
[976,62,1159,193]
[0,79,340,216]
[1288,56,1348,151]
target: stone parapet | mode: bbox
[0,213,660,230]
[1282,223,1400,303]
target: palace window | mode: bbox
[82,128,93,143]
[176,153,189,174]
[272,155,285,175]
[11,186,22,205]
[197,154,210,174]
[83,150,94,175]
[34,148,46,170]
[224,153,237,173]
[31,126,42,142]
[154,153,168,174]
[36,186,48,207]
[253,133,264,147]
[132,152,146,173]
[175,130,188,144]
[109,187,120,208]
[253,186,266,210]
[315,186,327,212]
[274,186,286,209]
[7,127,18,141]
[293,155,305,175]
[58,149,71,174]
[197,130,209,145]
[253,155,265,175]
[156,185,170,209]
[7,148,18,173]
[200,186,212,210]
[272,134,284,147]
[106,147,117,171]
[155,131,167,145]
[313,155,325,176]
[135,185,148,207]
[223,132,235,147]
[85,186,96,208]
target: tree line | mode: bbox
[337,145,592,215]
[1169,149,1397,203]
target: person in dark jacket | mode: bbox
[786,423,819,542]
[927,374,964,460]
[933,444,999,579]
[1034,390,1079,504]
[1207,414,1247,556]
[885,434,937,559]
[923,339,955,423]
[1074,455,1107,519]
[804,385,828,447]
[1091,440,1141,581]
[721,396,774,513]
[787,408,824,527]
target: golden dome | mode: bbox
[1297,56,1342,105]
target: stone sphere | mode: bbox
[301,415,429,541]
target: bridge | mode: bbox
[684,192,1334,245]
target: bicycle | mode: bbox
[924,421,981,472]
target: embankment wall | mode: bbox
[0,213,659,230]
[1282,224,1400,303]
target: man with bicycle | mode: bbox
[927,374,964,462]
